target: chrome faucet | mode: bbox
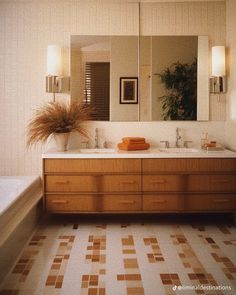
[175,127,182,148]
[94,128,99,148]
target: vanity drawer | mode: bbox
[46,175,99,192]
[46,175,141,192]
[46,194,141,212]
[187,175,236,191]
[143,175,183,192]
[46,194,99,212]
[102,195,141,211]
[185,194,236,211]
[44,159,141,173]
[102,175,141,192]
[143,194,181,211]
[142,158,236,173]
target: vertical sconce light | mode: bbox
[46,45,70,101]
[210,46,226,93]
[46,45,62,101]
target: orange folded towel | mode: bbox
[122,137,146,144]
[123,140,146,145]
[124,142,148,147]
[118,142,150,151]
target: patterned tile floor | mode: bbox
[0,214,236,295]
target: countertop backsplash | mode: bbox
[63,121,227,151]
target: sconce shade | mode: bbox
[47,45,62,76]
[211,46,225,77]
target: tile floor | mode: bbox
[0,214,236,295]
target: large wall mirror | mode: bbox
[139,36,209,121]
[71,35,139,121]
[70,35,209,121]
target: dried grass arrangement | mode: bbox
[27,101,91,147]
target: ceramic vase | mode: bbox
[54,132,70,151]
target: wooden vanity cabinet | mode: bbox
[43,159,142,213]
[43,157,236,213]
[142,158,236,212]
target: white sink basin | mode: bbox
[158,148,200,153]
[79,148,115,153]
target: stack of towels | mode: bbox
[117,137,150,151]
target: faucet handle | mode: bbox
[184,141,192,148]
[160,141,170,148]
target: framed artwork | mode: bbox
[120,77,138,104]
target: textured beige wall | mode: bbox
[0,1,227,175]
[0,0,139,175]
[225,0,236,151]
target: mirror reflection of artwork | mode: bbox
[124,82,134,100]
[120,77,138,104]
[71,35,139,121]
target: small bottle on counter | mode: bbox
[201,132,208,149]
[208,141,217,148]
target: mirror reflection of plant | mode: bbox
[158,59,197,120]
[27,100,91,147]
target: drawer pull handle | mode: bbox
[152,200,167,204]
[120,181,136,185]
[213,199,230,203]
[55,181,70,185]
[151,180,166,184]
[56,180,70,184]
[119,201,135,204]
[51,200,69,204]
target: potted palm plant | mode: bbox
[27,100,91,151]
[158,59,197,120]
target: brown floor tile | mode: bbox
[127,287,144,294]
[88,288,98,295]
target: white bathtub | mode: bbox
[0,176,42,243]
[0,176,43,283]
[0,176,39,214]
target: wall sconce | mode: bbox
[46,45,70,101]
[210,46,226,93]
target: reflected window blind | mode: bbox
[84,62,110,121]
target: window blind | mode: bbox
[84,62,110,121]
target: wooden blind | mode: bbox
[84,62,110,121]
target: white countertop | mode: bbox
[42,147,236,159]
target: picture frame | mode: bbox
[120,77,138,104]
